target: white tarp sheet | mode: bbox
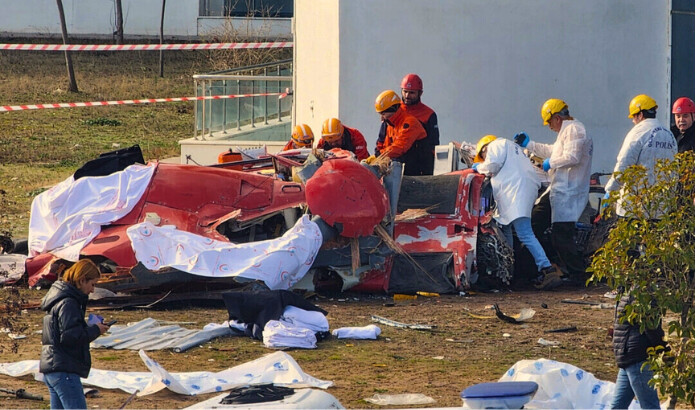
[28,164,156,261]
[0,350,332,396]
[500,358,645,409]
[126,215,323,290]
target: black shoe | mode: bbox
[534,266,562,290]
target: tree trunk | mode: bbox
[159,0,166,77]
[115,0,124,44]
[55,0,78,93]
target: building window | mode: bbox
[200,0,293,18]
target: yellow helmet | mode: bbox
[540,98,568,126]
[321,118,345,144]
[474,135,498,163]
[628,94,657,118]
[375,90,402,112]
[291,124,314,147]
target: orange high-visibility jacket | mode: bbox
[380,107,427,159]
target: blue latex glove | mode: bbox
[513,132,530,147]
[601,192,610,209]
[542,158,551,172]
[471,163,480,172]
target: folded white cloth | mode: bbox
[280,306,329,332]
[332,325,381,339]
[263,320,317,349]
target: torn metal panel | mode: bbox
[370,315,435,330]
[92,318,241,352]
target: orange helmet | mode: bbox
[321,118,345,144]
[291,124,314,147]
[375,90,402,112]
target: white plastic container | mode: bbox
[461,381,538,409]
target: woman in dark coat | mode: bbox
[40,259,109,409]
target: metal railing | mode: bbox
[193,59,292,140]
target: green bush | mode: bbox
[589,151,694,406]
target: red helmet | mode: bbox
[672,97,694,114]
[400,73,423,91]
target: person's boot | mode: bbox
[534,265,562,290]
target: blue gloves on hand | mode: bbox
[471,163,479,172]
[542,158,551,172]
[601,192,610,209]
[514,132,530,147]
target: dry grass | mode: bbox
[0,45,230,238]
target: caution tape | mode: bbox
[0,92,288,112]
[0,42,292,51]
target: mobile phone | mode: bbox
[104,319,117,326]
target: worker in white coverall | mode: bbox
[472,135,559,290]
[605,94,677,218]
[514,99,592,285]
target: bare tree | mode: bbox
[115,0,124,44]
[56,0,78,92]
[159,0,166,77]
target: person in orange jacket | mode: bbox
[374,90,428,176]
[317,118,370,160]
[400,73,439,175]
[282,124,314,151]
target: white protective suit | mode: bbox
[526,119,593,222]
[475,139,541,225]
[604,118,677,217]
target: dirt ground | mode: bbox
[0,283,635,409]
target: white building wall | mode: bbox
[295,0,671,173]
[293,1,340,132]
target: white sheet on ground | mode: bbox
[280,305,329,332]
[263,320,318,349]
[126,214,323,290]
[0,350,331,396]
[332,325,381,340]
[499,358,645,409]
[28,163,156,260]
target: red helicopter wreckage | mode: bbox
[10,144,571,295]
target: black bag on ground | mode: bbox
[219,384,295,405]
[74,144,145,180]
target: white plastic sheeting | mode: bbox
[0,350,332,396]
[499,358,645,409]
[126,214,323,290]
[28,163,156,261]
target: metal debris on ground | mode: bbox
[0,387,43,401]
[91,318,242,352]
[537,338,561,347]
[545,326,578,333]
[370,315,435,330]
[493,304,535,324]
[561,299,614,309]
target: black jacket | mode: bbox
[40,281,101,378]
[671,123,694,153]
[612,294,666,369]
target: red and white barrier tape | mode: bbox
[0,92,288,112]
[0,42,292,51]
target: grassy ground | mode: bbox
[0,46,260,239]
[0,286,634,409]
